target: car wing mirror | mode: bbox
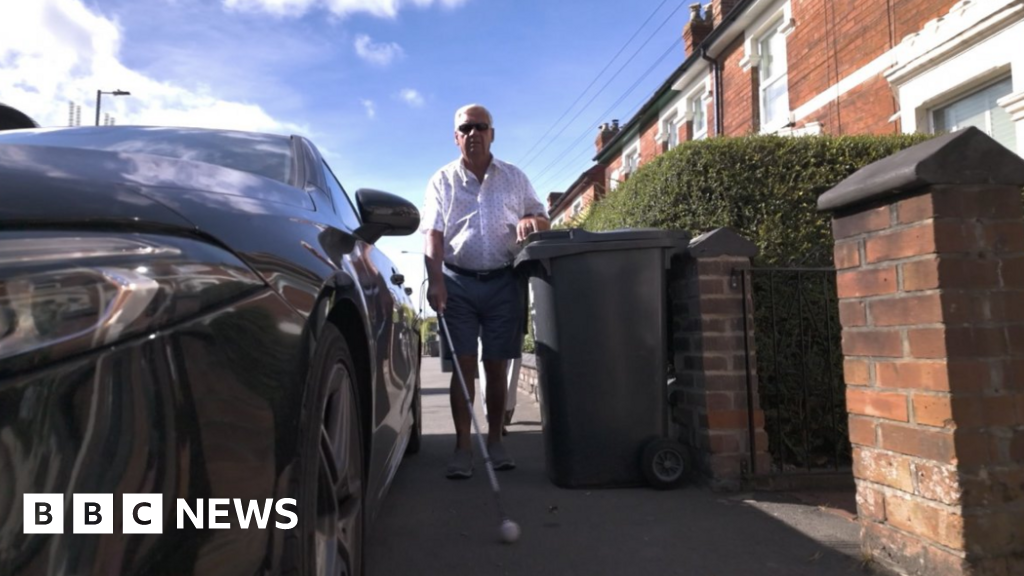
[354,189,421,244]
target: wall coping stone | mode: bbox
[687,227,758,258]
[817,127,1024,213]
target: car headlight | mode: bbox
[0,232,266,375]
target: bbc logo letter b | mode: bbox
[73,494,113,534]
[24,494,63,534]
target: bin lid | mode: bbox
[514,228,691,265]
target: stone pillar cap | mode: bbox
[688,227,758,258]
[817,127,1024,213]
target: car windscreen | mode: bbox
[0,127,294,184]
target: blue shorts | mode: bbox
[442,265,525,361]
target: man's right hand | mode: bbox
[427,279,447,314]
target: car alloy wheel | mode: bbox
[299,324,365,576]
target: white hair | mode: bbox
[453,104,493,129]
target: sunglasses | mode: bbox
[457,122,490,135]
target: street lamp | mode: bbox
[96,89,130,126]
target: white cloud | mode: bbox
[223,0,468,19]
[398,89,424,108]
[361,99,376,118]
[0,0,306,134]
[223,0,317,17]
[354,34,403,67]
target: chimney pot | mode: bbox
[684,2,715,57]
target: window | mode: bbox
[759,25,789,130]
[0,126,296,184]
[322,161,362,231]
[664,113,680,150]
[571,198,583,218]
[932,77,1016,153]
[624,148,640,174]
[691,94,707,140]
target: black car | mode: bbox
[0,126,424,575]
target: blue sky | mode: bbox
[1,0,694,310]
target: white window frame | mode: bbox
[689,91,708,140]
[757,21,790,132]
[738,0,794,133]
[929,76,1015,139]
[570,198,584,218]
[621,143,640,175]
[738,0,794,71]
[663,112,680,149]
[609,168,621,191]
[885,0,1024,155]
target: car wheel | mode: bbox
[405,374,422,455]
[296,324,365,576]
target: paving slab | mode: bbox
[368,358,888,576]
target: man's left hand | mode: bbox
[516,216,550,243]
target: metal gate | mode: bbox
[741,267,851,475]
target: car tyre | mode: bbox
[293,323,366,576]
[405,374,422,456]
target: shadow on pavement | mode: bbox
[368,430,886,576]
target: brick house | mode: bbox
[547,0,1024,223]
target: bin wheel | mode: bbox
[642,439,687,490]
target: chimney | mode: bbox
[546,192,565,213]
[683,3,713,57]
[711,0,742,28]
[595,120,621,153]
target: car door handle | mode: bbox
[391,273,405,286]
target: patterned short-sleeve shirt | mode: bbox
[421,156,547,271]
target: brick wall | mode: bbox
[799,74,898,135]
[516,353,540,403]
[783,0,960,135]
[836,75,899,135]
[639,119,662,165]
[822,129,1024,575]
[588,1,972,196]
[835,188,1024,573]
[719,35,756,136]
[892,0,961,41]
[669,230,769,489]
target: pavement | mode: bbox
[367,358,889,576]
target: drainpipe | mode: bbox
[700,45,723,137]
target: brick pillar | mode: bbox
[671,228,769,490]
[819,127,1024,576]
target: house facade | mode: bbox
[548,0,1024,222]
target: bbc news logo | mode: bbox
[24,494,298,534]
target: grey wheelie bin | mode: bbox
[514,228,691,489]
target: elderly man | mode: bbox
[421,104,550,479]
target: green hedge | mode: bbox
[582,133,933,266]
[581,132,932,471]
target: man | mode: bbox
[421,104,550,479]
